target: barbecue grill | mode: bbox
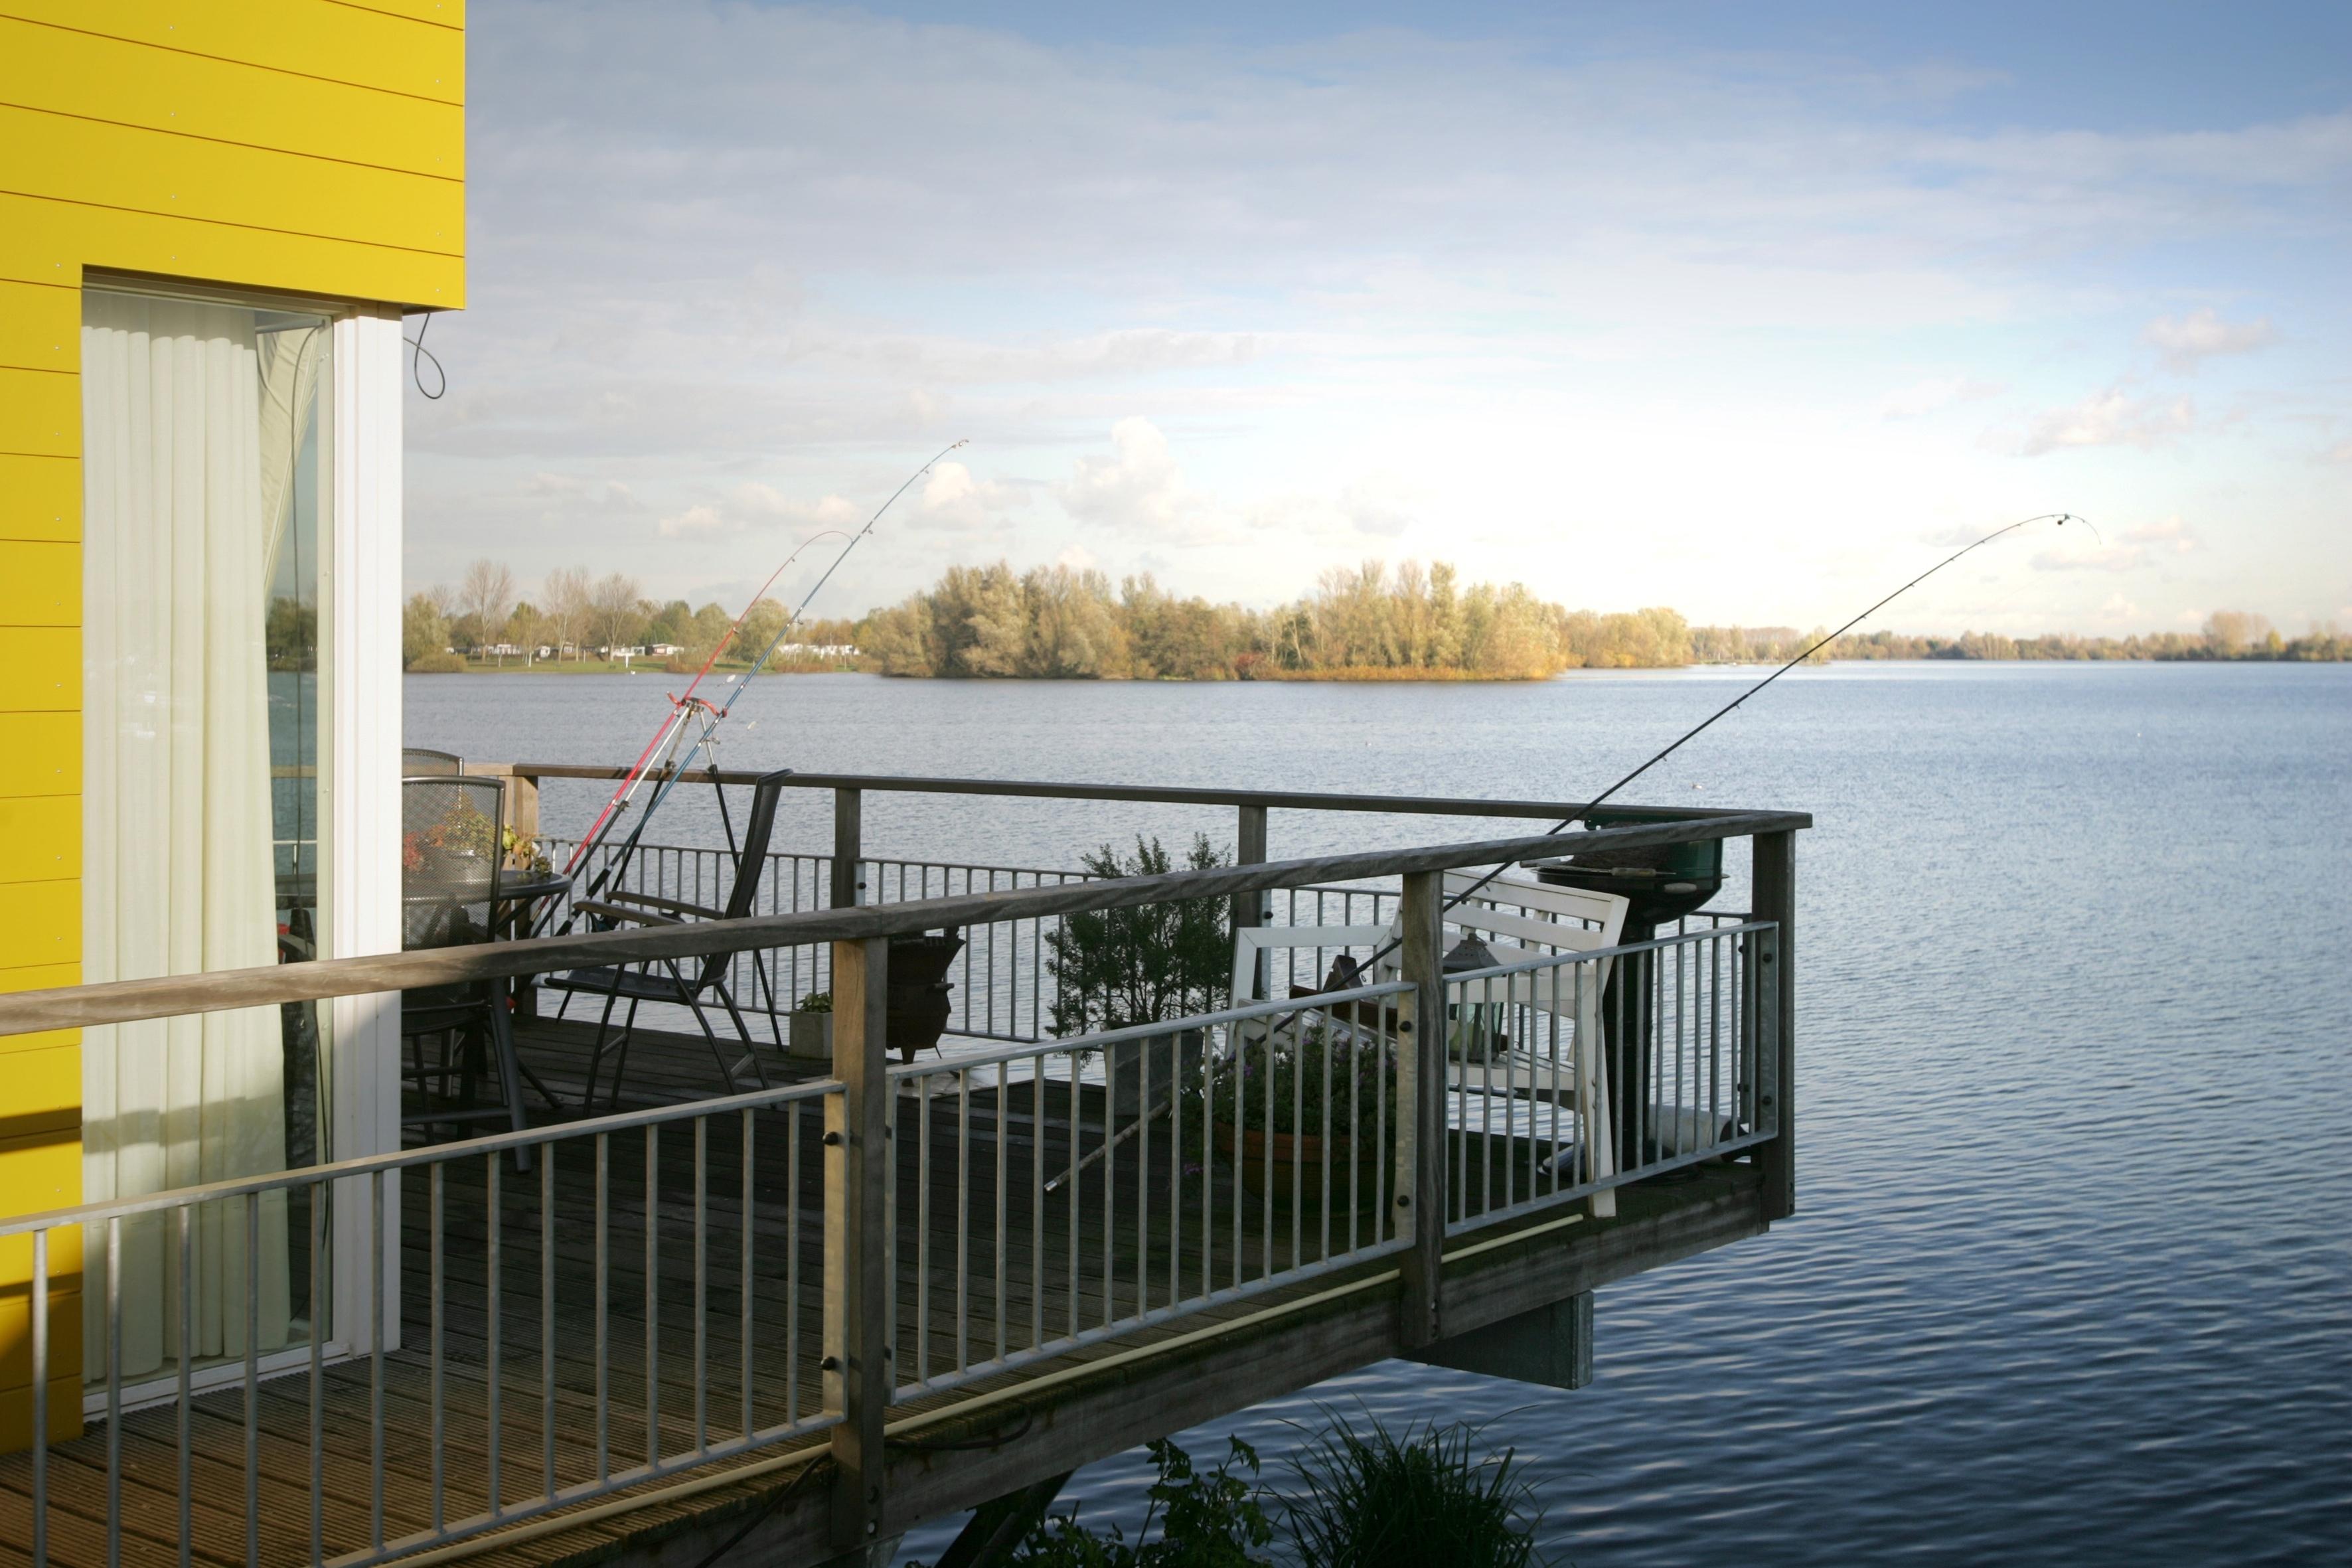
[1530,812,1728,1167]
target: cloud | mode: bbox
[914,461,1024,533]
[527,472,644,514]
[1056,418,1217,538]
[1336,478,1418,538]
[390,3,2351,621]
[2012,389,2195,455]
[2143,307,2278,370]
[1878,376,2002,420]
[656,483,860,538]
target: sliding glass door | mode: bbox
[80,288,335,1383]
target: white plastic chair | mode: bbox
[1229,873,1631,1215]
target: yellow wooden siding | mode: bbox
[0,542,75,627]
[0,801,76,888]
[0,194,465,307]
[0,455,76,542]
[0,882,76,971]
[0,18,465,181]
[0,368,77,458]
[0,108,463,260]
[0,718,78,801]
[0,0,466,1441]
[0,455,76,543]
[0,281,76,373]
[0,631,78,712]
[0,1,463,106]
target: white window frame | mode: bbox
[326,307,406,1355]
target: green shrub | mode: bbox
[1046,836,1231,1035]
[406,651,468,673]
[1283,1417,1545,1568]
[925,1437,1273,1568]
[1200,1026,1396,1140]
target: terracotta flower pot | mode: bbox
[1212,1121,1381,1203]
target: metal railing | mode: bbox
[886,987,1411,1401]
[539,835,1409,1047]
[0,779,1802,1567]
[1438,923,1777,1236]
[0,1081,838,1567]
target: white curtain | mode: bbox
[82,294,291,1381]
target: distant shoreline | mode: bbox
[408,652,2348,678]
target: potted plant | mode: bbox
[1046,835,1229,1104]
[1202,1022,1396,1204]
[788,990,832,1061]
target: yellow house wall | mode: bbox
[0,0,465,1447]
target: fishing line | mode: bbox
[560,440,970,905]
[1333,511,2091,979]
[1056,510,2091,1193]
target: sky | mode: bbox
[404,1,2352,636]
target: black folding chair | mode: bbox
[542,769,791,1109]
[399,775,531,1165]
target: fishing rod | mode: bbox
[1048,509,2092,1192]
[561,439,969,904]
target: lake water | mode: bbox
[408,662,2352,1565]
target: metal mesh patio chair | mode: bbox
[541,769,792,1109]
[402,747,464,776]
[400,775,530,1162]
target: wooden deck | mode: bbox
[0,1016,1772,1568]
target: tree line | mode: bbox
[406,556,2343,675]
[857,560,1697,678]
[402,560,854,672]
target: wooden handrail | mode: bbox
[0,813,1808,1037]
[471,762,1770,823]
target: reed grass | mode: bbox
[1282,1415,1545,1568]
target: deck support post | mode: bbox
[1232,804,1267,996]
[1752,831,1796,1220]
[826,935,892,1553]
[832,788,864,909]
[1397,870,1447,1350]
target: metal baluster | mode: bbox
[106,1215,121,1567]
[369,1175,385,1553]
[740,1107,755,1443]
[488,1153,503,1514]
[787,1102,802,1430]
[543,1147,557,1504]
[181,1204,196,1567]
[30,1229,46,1568]
[595,1132,609,1483]
[1101,1046,1115,1330]
[1261,1009,1275,1284]
[1032,1063,1045,1352]
[694,1117,709,1453]
[645,1124,661,1466]
[1136,1038,1151,1321]
[918,1074,932,1386]
[305,1189,319,1568]
[431,1163,447,1531]
[996,1064,1009,1366]
[957,1069,972,1379]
